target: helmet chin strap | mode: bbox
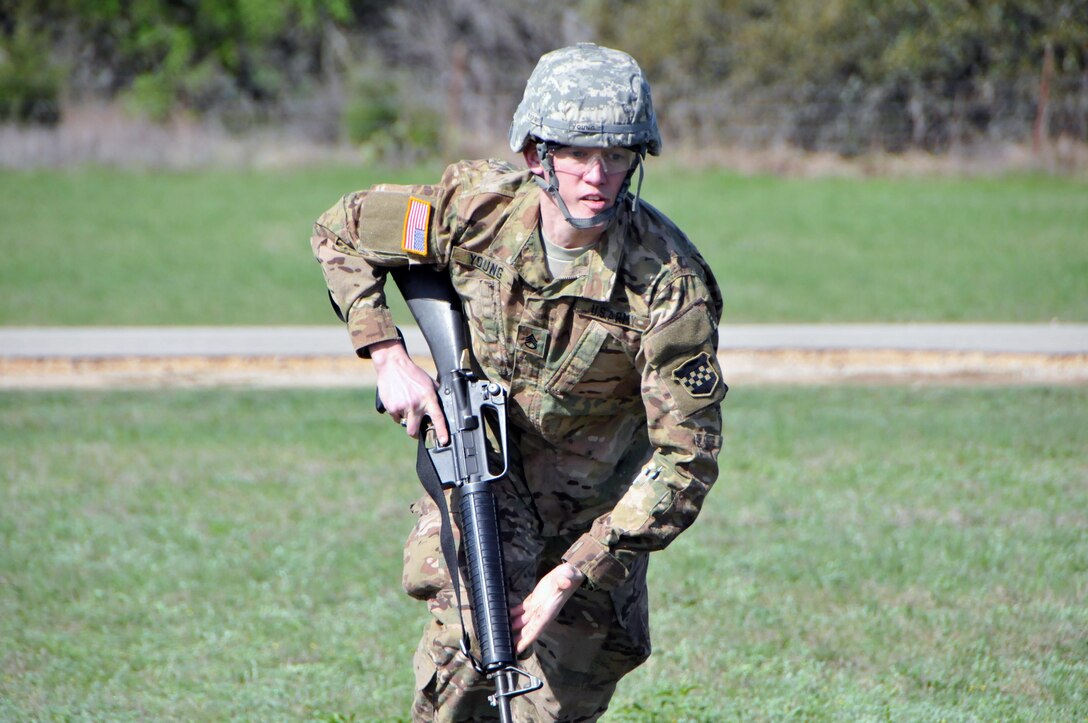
[534,142,644,230]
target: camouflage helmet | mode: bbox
[509,43,661,155]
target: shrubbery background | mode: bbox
[2,0,1085,158]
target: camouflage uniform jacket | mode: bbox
[312,159,725,592]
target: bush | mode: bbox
[0,28,62,125]
[342,71,399,144]
[343,66,444,160]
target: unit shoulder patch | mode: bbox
[671,351,721,398]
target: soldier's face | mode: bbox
[525,145,629,225]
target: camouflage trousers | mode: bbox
[402,482,651,722]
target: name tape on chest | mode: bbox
[402,197,432,256]
[581,303,648,331]
[468,251,505,281]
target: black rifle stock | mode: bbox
[380,266,541,721]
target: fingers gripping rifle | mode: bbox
[378,266,542,721]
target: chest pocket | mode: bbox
[546,319,641,401]
[450,250,509,374]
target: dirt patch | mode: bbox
[721,350,1088,386]
[0,355,383,389]
[2,351,1085,389]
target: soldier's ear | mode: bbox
[523,146,544,175]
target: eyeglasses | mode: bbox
[550,146,638,176]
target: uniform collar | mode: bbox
[513,189,628,302]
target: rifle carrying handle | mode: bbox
[390,266,469,379]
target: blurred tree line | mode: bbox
[1,0,1085,155]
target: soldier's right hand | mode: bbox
[369,339,450,446]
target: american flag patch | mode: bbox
[402,197,431,256]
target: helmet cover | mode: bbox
[509,43,661,155]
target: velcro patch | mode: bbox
[402,197,431,256]
[672,352,721,398]
[643,300,713,364]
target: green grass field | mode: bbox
[2,387,1085,721]
[1,165,1085,325]
[2,162,1085,719]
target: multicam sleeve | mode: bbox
[310,164,465,356]
[563,269,726,590]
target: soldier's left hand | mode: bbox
[510,563,586,654]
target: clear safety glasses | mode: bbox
[550,146,638,176]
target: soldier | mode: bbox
[312,43,726,721]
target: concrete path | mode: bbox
[2,323,1086,357]
[2,325,1085,388]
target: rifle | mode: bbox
[378,266,542,722]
